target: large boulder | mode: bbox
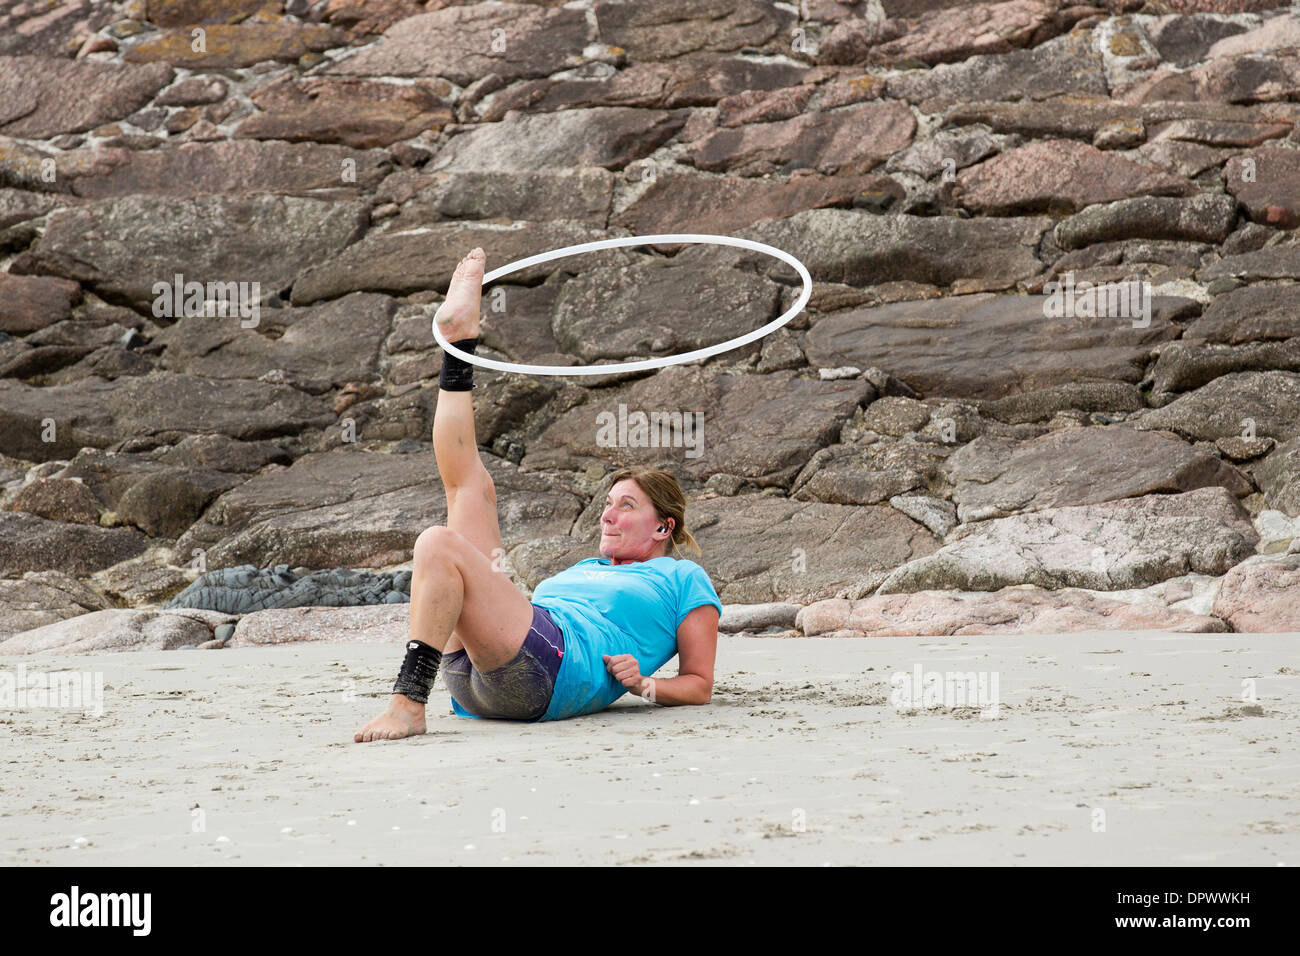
[1211,553,1300,632]
[676,208,1050,294]
[798,586,1228,637]
[0,607,235,655]
[0,511,149,576]
[805,292,1181,400]
[173,448,584,569]
[876,486,1260,594]
[942,426,1254,521]
[0,55,173,138]
[0,571,114,642]
[18,194,367,311]
[520,366,870,488]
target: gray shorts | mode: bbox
[442,604,564,722]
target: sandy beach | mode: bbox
[2,631,1296,866]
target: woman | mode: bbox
[355,248,723,742]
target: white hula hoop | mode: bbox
[431,233,812,377]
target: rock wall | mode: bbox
[2,0,1299,641]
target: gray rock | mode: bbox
[1149,340,1300,401]
[154,434,294,474]
[0,55,173,138]
[755,328,807,373]
[886,30,1108,108]
[1198,238,1300,282]
[790,438,950,506]
[1183,283,1300,345]
[718,602,801,633]
[155,292,395,394]
[551,259,782,362]
[383,169,613,230]
[19,194,367,312]
[942,427,1255,523]
[876,486,1259,595]
[805,292,1180,401]
[520,365,870,489]
[164,563,412,614]
[1053,193,1238,250]
[1146,13,1250,67]
[173,447,583,570]
[290,220,634,306]
[427,107,687,174]
[85,549,194,608]
[1251,437,1300,516]
[861,396,931,436]
[885,128,1009,179]
[972,382,1146,424]
[1136,371,1300,443]
[0,570,114,642]
[676,208,1050,293]
[0,511,148,576]
[3,477,103,524]
[888,492,959,538]
[0,374,331,463]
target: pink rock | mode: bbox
[0,608,233,655]
[957,138,1195,215]
[798,587,1228,636]
[1211,556,1300,632]
[1207,13,1300,59]
[229,604,411,646]
[867,0,1063,67]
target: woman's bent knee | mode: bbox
[414,525,464,566]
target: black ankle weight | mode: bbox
[392,640,442,704]
[439,337,479,391]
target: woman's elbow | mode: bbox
[695,678,712,705]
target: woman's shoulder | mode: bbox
[668,556,714,582]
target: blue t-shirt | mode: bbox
[450,556,722,722]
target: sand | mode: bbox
[1,631,1297,866]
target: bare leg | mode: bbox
[355,249,508,743]
[431,247,499,655]
[353,530,533,742]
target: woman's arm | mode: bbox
[642,604,721,706]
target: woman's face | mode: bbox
[599,479,671,565]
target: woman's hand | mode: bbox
[603,654,652,698]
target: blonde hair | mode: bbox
[606,467,702,560]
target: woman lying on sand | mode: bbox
[355,247,723,741]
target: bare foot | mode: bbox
[354,694,427,742]
[434,247,485,342]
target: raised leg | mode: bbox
[430,247,502,655]
[355,248,528,742]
